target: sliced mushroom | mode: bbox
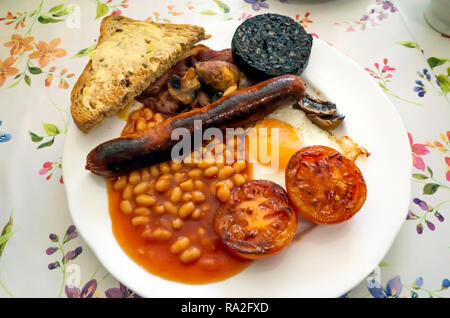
[296,94,337,116]
[168,67,201,105]
[195,61,240,92]
[307,113,345,131]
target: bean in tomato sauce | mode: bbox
[107,106,253,284]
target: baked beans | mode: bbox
[170,187,182,203]
[128,171,141,185]
[120,200,132,214]
[135,194,156,206]
[170,236,190,254]
[172,217,183,230]
[108,106,252,283]
[114,177,127,190]
[152,228,172,241]
[179,247,202,263]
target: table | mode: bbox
[0,0,448,298]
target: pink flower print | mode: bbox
[408,133,429,171]
[382,58,395,73]
[38,159,63,182]
[238,12,252,21]
[39,161,53,175]
[445,157,450,181]
[382,58,395,72]
[365,58,423,106]
[367,59,395,80]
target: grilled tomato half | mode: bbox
[285,145,367,224]
[214,180,298,259]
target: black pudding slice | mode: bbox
[231,13,313,79]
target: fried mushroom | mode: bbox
[307,113,345,131]
[168,67,201,105]
[296,95,337,116]
[194,61,240,92]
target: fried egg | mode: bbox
[246,105,364,189]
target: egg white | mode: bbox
[249,105,350,189]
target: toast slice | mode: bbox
[71,15,209,133]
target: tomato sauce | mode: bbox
[108,181,251,284]
[107,107,252,284]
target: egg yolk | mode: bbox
[247,118,303,170]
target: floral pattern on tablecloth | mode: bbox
[0,0,448,298]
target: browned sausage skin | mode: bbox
[86,74,306,177]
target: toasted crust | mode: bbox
[70,15,209,133]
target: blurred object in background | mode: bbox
[424,0,450,35]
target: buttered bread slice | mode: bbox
[71,15,209,133]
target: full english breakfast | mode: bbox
[70,13,368,284]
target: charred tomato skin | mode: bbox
[285,146,367,224]
[214,180,298,260]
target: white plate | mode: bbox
[63,21,412,297]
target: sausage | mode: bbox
[86,74,306,177]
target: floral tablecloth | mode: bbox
[0,0,448,298]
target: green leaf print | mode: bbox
[423,183,440,195]
[43,123,61,137]
[28,66,42,74]
[200,10,217,15]
[213,0,230,14]
[38,15,64,24]
[396,41,420,49]
[412,173,428,180]
[37,138,55,149]
[24,74,31,86]
[72,44,97,59]
[96,2,109,19]
[436,75,450,94]
[427,57,449,69]
[48,4,65,14]
[29,131,44,142]
[0,214,14,260]
[426,166,433,178]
